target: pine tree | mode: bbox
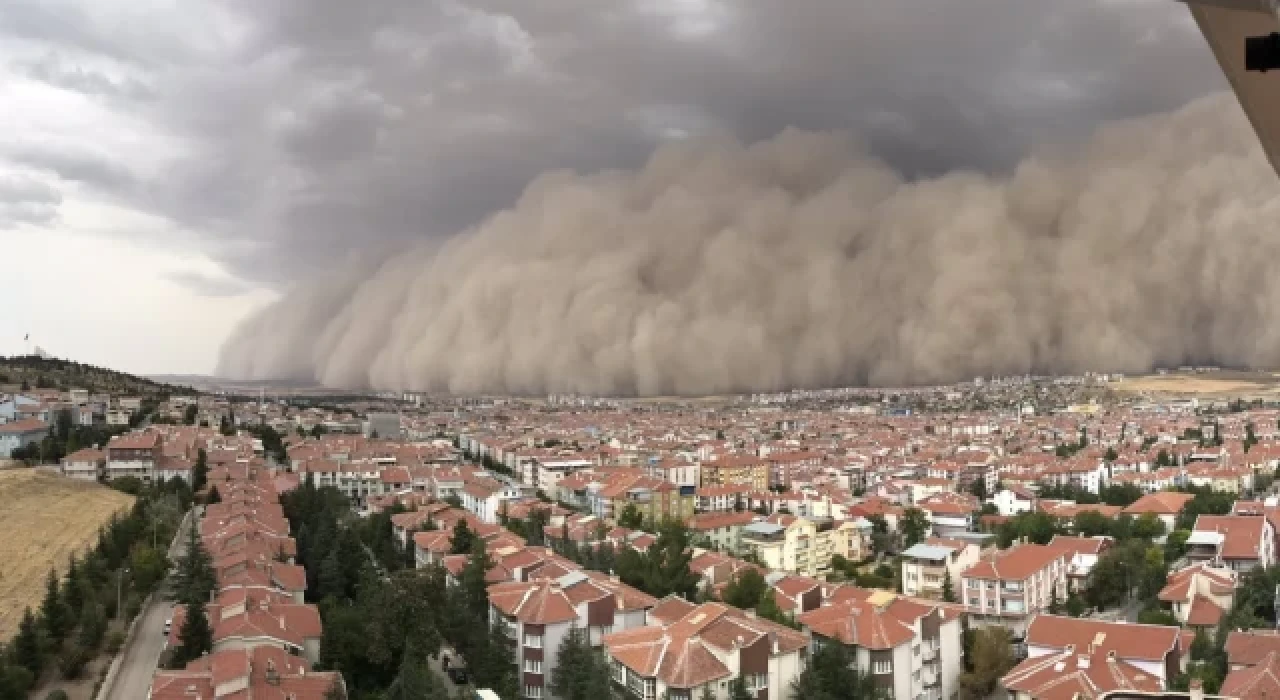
[174,599,213,666]
[40,568,69,644]
[174,525,216,606]
[386,642,448,700]
[11,608,42,677]
[1190,627,1213,661]
[450,519,475,555]
[941,569,957,603]
[551,626,615,700]
[791,641,887,700]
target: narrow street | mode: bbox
[103,506,196,700]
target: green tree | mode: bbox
[11,608,42,677]
[1190,627,1213,661]
[728,676,754,700]
[618,503,644,530]
[900,508,929,548]
[39,568,70,644]
[173,524,216,606]
[192,448,208,493]
[960,627,1015,699]
[450,518,475,556]
[1132,513,1167,540]
[385,643,448,700]
[941,569,957,603]
[1164,529,1191,564]
[130,546,169,595]
[1073,510,1111,538]
[550,625,615,700]
[790,640,887,700]
[1065,593,1086,617]
[184,404,198,425]
[721,569,767,609]
[173,598,213,666]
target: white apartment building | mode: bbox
[961,543,1067,637]
[901,538,982,600]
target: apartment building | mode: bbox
[741,518,813,578]
[105,431,161,481]
[960,544,1067,636]
[1186,514,1276,572]
[602,599,806,700]
[701,456,769,490]
[689,511,757,555]
[592,473,695,524]
[900,538,981,600]
[1045,536,1111,593]
[991,486,1037,517]
[797,589,964,700]
[488,570,656,700]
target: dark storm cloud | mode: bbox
[4,144,138,193]
[0,0,1219,281]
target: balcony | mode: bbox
[922,646,938,663]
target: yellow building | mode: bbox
[740,516,863,578]
[701,456,769,490]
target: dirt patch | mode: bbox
[0,470,133,640]
[1113,373,1280,396]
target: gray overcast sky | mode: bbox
[0,0,1227,375]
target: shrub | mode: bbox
[105,630,125,654]
[59,646,89,679]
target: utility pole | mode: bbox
[116,568,130,619]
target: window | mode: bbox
[525,686,543,699]
[525,633,543,648]
[744,673,768,692]
[913,645,920,657]
[873,660,892,674]
[968,597,979,606]
[611,660,626,684]
[524,659,543,674]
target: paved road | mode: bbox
[105,599,174,700]
[104,507,195,700]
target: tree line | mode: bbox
[0,479,187,699]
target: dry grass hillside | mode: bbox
[0,470,134,640]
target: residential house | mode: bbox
[991,486,1037,517]
[488,571,657,700]
[602,600,807,700]
[1186,514,1275,572]
[1157,564,1236,630]
[149,646,345,700]
[1003,614,1182,694]
[59,447,105,481]
[0,418,48,458]
[1122,492,1195,534]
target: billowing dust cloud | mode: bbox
[217,93,1280,396]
